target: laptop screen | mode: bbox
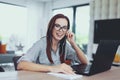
[90,40,120,74]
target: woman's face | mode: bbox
[52,18,68,42]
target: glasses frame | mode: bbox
[54,23,68,32]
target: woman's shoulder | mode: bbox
[66,41,72,48]
[35,36,46,44]
[65,41,75,52]
[40,36,46,41]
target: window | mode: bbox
[53,5,90,54]
[75,5,90,53]
[0,3,27,51]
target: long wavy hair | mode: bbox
[46,14,70,64]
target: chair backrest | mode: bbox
[0,66,4,72]
[12,56,21,70]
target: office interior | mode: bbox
[0,0,120,71]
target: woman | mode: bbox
[17,14,88,74]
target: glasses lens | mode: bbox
[55,24,60,30]
[62,27,67,31]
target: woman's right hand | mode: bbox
[49,63,75,74]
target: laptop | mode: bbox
[71,40,120,76]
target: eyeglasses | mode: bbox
[54,23,68,32]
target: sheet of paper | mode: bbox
[47,72,82,80]
[0,71,17,80]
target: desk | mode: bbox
[83,66,120,80]
[0,66,120,80]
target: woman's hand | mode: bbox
[66,31,75,44]
[50,63,75,74]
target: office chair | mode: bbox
[0,66,4,72]
[12,56,21,70]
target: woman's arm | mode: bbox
[17,61,75,74]
[66,31,88,64]
[17,61,51,72]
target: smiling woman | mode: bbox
[17,14,88,74]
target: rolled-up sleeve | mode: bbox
[18,40,42,63]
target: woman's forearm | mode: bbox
[70,41,88,64]
[17,61,51,72]
[17,62,74,74]
[66,31,88,64]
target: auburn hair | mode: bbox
[46,14,70,64]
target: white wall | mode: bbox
[26,0,45,51]
[41,2,53,37]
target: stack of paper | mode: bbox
[47,72,83,80]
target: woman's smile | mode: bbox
[56,32,64,37]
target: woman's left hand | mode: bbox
[66,31,75,44]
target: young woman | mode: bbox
[17,14,88,74]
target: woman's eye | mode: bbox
[63,26,67,29]
[55,24,60,27]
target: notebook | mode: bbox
[71,40,120,76]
